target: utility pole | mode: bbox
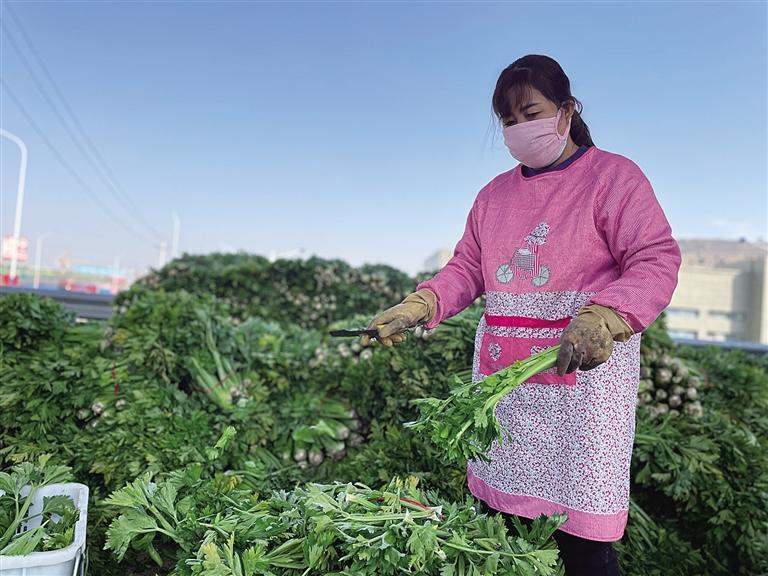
[111,256,120,294]
[158,241,168,268]
[171,212,180,260]
[32,233,49,289]
[0,128,28,282]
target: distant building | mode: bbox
[666,239,768,344]
[423,249,453,273]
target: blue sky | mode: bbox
[1,1,766,277]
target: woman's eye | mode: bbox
[503,113,537,126]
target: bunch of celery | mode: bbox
[0,457,78,555]
[405,346,560,465]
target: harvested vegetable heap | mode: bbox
[2,254,768,576]
[105,428,566,575]
[406,346,560,465]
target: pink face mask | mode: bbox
[502,107,571,169]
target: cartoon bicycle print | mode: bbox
[495,222,551,287]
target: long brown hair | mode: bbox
[492,55,594,147]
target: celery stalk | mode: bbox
[404,345,560,465]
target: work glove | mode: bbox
[360,289,437,348]
[556,304,634,376]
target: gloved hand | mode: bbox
[360,289,437,348]
[556,304,634,376]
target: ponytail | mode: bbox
[568,99,594,147]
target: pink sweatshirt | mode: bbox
[416,145,681,541]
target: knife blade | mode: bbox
[328,328,380,338]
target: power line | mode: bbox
[1,78,160,247]
[1,16,164,243]
[2,6,166,242]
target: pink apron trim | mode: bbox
[467,466,627,542]
[480,333,576,385]
[479,313,575,385]
[484,314,571,328]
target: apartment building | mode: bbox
[666,239,768,344]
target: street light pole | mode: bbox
[0,128,28,282]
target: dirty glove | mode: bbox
[360,289,437,348]
[556,304,634,376]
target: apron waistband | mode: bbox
[484,314,571,329]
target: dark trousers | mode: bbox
[547,527,621,576]
[483,503,622,576]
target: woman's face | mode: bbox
[501,86,574,138]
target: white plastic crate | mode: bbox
[0,483,88,576]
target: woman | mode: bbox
[361,54,681,575]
